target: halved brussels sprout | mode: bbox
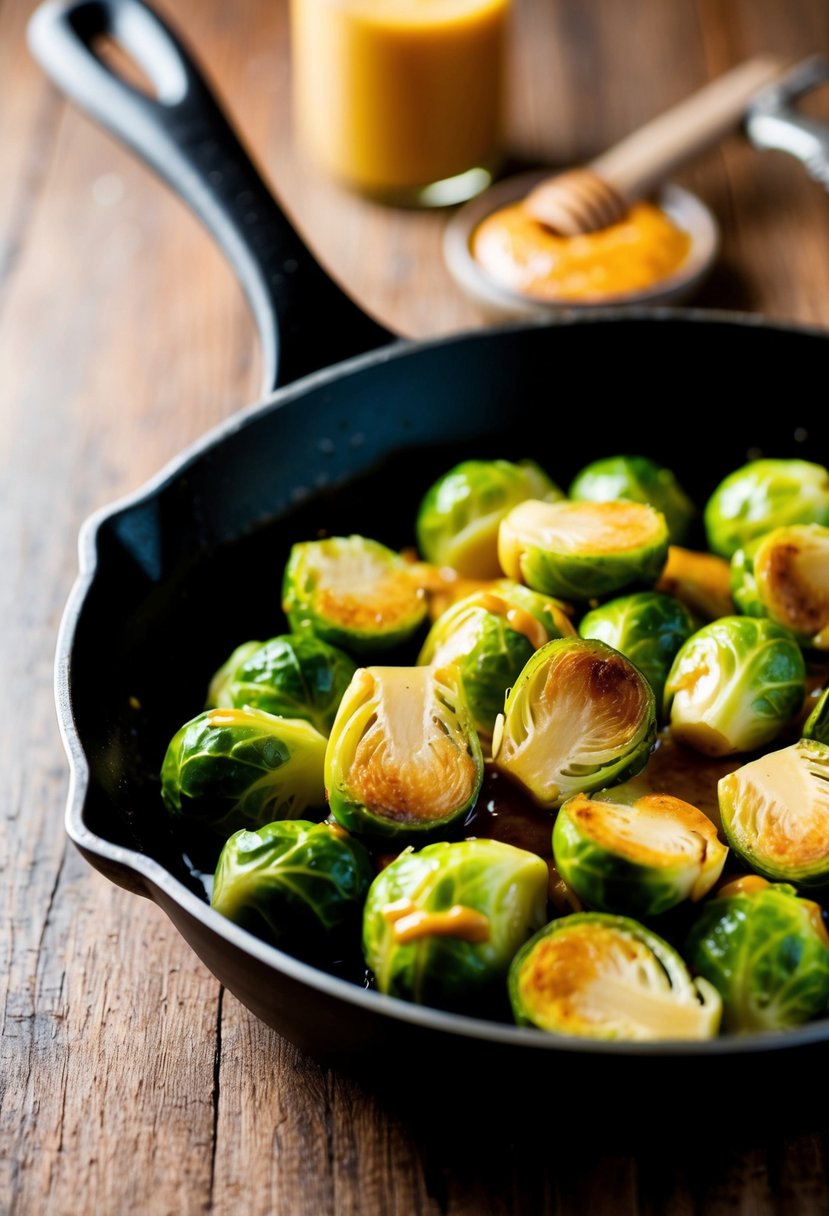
[212,820,373,953]
[282,536,427,653]
[418,584,574,740]
[207,634,356,735]
[579,591,695,707]
[664,616,805,757]
[569,455,695,544]
[718,738,829,886]
[705,458,829,559]
[498,500,669,600]
[509,914,721,1040]
[553,791,728,917]
[416,459,562,578]
[804,686,829,745]
[492,638,656,810]
[325,664,483,837]
[363,839,548,1010]
[161,708,327,839]
[686,877,829,1033]
[656,546,735,621]
[731,525,829,650]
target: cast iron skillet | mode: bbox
[32,0,829,1100]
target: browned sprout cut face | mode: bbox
[719,740,829,886]
[510,916,721,1040]
[325,665,483,836]
[493,639,655,810]
[755,525,829,648]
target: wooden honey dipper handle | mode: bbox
[526,56,787,235]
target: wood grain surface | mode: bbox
[4,0,829,1211]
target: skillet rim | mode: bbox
[56,306,829,1060]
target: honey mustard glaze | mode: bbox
[471,199,691,301]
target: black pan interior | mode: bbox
[71,316,825,913]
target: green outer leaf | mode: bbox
[161,708,327,839]
[362,839,548,1011]
[686,883,829,1033]
[212,820,373,951]
[508,912,720,1038]
[664,616,806,755]
[579,591,695,708]
[282,535,427,653]
[418,603,534,739]
[325,665,484,839]
[493,638,656,810]
[704,458,829,559]
[206,634,356,735]
[416,459,563,577]
[804,687,829,746]
[569,455,696,544]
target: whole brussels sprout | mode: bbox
[509,913,721,1040]
[498,500,669,600]
[282,535,427,653]
[718,738,829,886]
[418,585,573,740]
[656,546,735,621]
[492,638,656,810]
[325,664,483,838]
[664,616,805,757]
[704,458,829,559]
[579,591,695,707]
[416,459,562,578]
[363,839,548,1011]
[804,686,829,746]
[731,525,829,651]
[686,876,829,1033]
[569,455,695,544]
[553,791,727,917]
[207,634,356,735]
[161,708,327,839]
[212,820,373,953]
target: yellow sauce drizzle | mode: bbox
[382,899,491,943]
[475,592,548,649]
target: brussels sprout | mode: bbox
[325,664,483,838]
[282,536,427,653]
[363,839,548,1011]
[492,638,656,810]
[212,820,373,953]
[704,458,829,559]
[731,525,829,651]
[804,686,829,745]
[491,579,577,640]
[664,617,806,757]
[418,585,574,740]
[553,791,727,917]
[656,546,734,621]
[509,913,721,1040]
[416,459,562,578]
[498,500,669,600]
[161,708,327,839]
[569,455,695,544]
[207,634,356,735]
[686,876,829,1033]
[579,591,695,706]
[718,739,829,886]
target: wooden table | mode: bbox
[4,0,829,1210]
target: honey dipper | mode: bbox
[525,57,786,235]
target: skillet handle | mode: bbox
[28,0,395,393]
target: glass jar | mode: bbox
[290,0,510,206]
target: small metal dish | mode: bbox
[444,171,719,321]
